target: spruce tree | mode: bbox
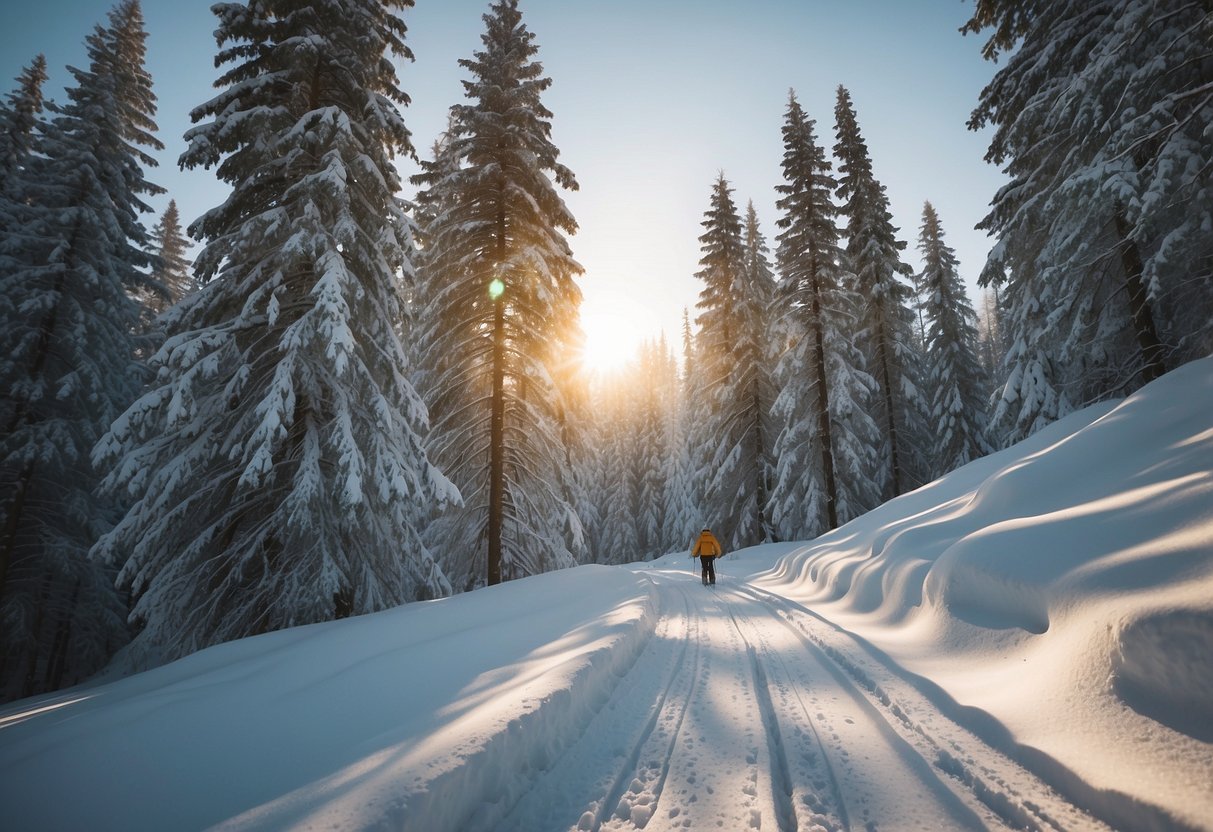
[0,55,48,190]
[146,199,193,316]
[663,309,703,550]
[769,92,843,535]
[692,175,773,549]
[93,0,452,664]
[633,339,671,557]
[833,85,927,497]
[411,0,581,587]
[966,0,1213,443]
[917,202,992,477]
[0,1,158,698]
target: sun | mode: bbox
[576,289,665,376]
[579,310,635,374]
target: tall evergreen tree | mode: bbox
[590,380,641,564]
[692,175,773,549]
[0,1,159,699]
[917,202,992,477]
[663,309,704,549]
[145,199,194,316]
[966,0,1213,443]
[833,85,927,498]
[633,338,673,557]
[768,91,843,536]
[975,286,1006,383]
[411,0,581,587]
[93,0,452,665]
[0,55,48,190]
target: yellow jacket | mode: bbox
[692,529,722,558]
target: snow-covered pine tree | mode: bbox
[0,54,48,190]
[833,85,927,498]
[639,336,680,556]
[692,175,772,549]
[731,201,777,543]
[145,199,194,317]
[410,0,581,587]
[92,0,453,665]
[0,1,160,699]
[966,0,1213,444]
[768,91,844,536]
[975,286,1006,384]
[917,202,992,478]
[663,309,704,551]
[591,379,641,565]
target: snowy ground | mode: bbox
[2,358,1211,831]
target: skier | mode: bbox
[691,527,722,586]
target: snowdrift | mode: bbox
[0,568,658,831]
[752,356,1213,829]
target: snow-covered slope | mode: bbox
[1,358,1210,832]
[750,356,1213,830]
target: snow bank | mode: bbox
[0,566,657,831]
[752,356,1213,830]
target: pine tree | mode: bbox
[833,85,927,498]
[0,55,48,190]
[975,286,1006,383]
[966,0,1213,443]
[591,380,641,564]
[411,0,581,587]
[663,309,703,550]
[769,91,843,535]
[691,175,772,549]
[145,199,194,316]
[917,202,992,477]
[93,0,452,665]
[0,1,159,699]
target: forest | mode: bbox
[0,0,1210,705]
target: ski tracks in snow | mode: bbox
[493,571,1110,832]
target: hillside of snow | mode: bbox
[751,355,1213,830]
[1,357,1211,832]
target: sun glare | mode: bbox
[580,311,633,374]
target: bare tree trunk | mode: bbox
[877,328,903,498]
[487,191,508,587]
[46,579,80,691]
[809,265,838,530]
[1113,205,1166,385]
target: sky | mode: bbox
[0,0,1007,369]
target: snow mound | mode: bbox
[754,356,1213,830]
[0,567,658,831]
[1112,609,1213,743]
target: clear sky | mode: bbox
[1,0,1006,368]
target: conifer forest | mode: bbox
[1,0,1210,707]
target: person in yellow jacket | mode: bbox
[691,527,722,586]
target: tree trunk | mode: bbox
[46,578,80,691]
[877,330,903,497]
[809,265,839,530]
[1112,206,1166,385]
[752,376,771,543]
[21,572,51,698]
[487,295,506,586]
[0,461,35,606]
[487,192,508,587]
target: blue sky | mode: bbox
[1,0,1005,363]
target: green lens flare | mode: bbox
[488,278,505,299]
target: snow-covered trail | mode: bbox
[496,566,1107,832]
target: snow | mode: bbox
[2,358,1212,831]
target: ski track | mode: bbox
[490,570,1113,832]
